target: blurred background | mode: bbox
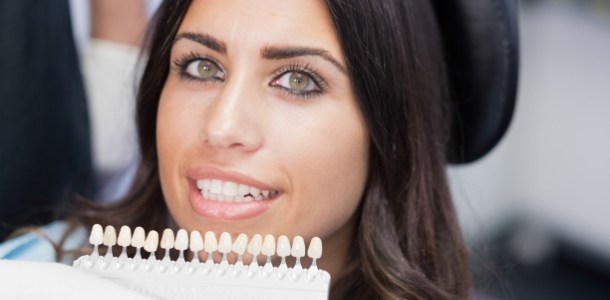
[449,0,610,298]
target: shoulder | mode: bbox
[0,221,87,264]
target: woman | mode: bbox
[19,0,472,298]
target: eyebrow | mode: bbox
[174,32,347,74]
[261,46,347,74]
[174,32,227,54]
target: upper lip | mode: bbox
[185,165,279,192]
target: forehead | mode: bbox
[178,0,343,59]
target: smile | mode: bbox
[196,179,279,202]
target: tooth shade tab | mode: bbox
[307,237,323,260]
[89,224,103,245]
[262,234,276,256]
[103,225,117,246]
[204,231,218,252]
[291,236,305,258]
[232,233,248,256]
[276,235,291,257]
[144,230,159,253]
[117,226,132,247]
[247,234,263,256]
[131,227,146,248]
[175,229,189,251]
[189,230,204,252]
[160,229,175,249]
[218,232,232,254]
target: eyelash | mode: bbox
[269,63,328,99]
[172,51,224,83]
[171,53,328,99]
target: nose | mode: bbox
[200,76,263,152]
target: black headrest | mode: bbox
[432,0,519,163]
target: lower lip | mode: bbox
[188,180,276,220]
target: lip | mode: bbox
[186,166,280,220]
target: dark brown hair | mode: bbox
[72,0,471,299]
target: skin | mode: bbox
[156,0,369,279]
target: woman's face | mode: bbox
[157,0,369,275]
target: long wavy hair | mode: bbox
[71,0,471,298]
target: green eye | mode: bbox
[288,72,311,92]
[184,58,224,81]
[198,60,219,79]
[273,71,319,95]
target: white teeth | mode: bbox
[89,224,103,245]
[237,184,250,196]
[103,225,117,246]
[232,233,248,255]
[160,229,175,249]
[204,231,218,252]
[247,234,263,256]
[144,230,159,253]
[291,236,305,258]
[196,179,277,202]
[222,182,238,197]
[117,226,132,247]
[174,229,189,251]
[307,237,323,259]
[131,227,146,248]
[262,234,276,256]
[210,179,222,193]
[276,235,291,257]
[189,230,204,252]
[218,232,232,254]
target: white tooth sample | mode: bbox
[237,184,250,196]
[247,234,262,255]
[131,227,146,248]
[277,235,290,273]
[244,195,254,202]
[89,224,103,246]
[203,179,210,190]
[276,235,291,257]
[218,232,232,254]
[196,179,205,190]
[103,225,117,246]
[144,230,159,257]
[103,225,117,257]
[262,190,270,198]
[255,195,263,201]
[247,234,262,270]
[117,226,132,247]
[262,234,276,256]
[89,224,103,257]
[190,230,204,252]
[222,181,238,197]
[174,229,189,262]
[190,230,203,263]
[175,229,189,251]
[250,187,260,197]
[117,226,131,259]
[204,231,218,252]
[210,179,222,193]
[292,236,306,272]
[291,236,306,258]
[307,237,323,259]
[131,227,146,259]
[160,229,175,249]
[232,233,248,256]
[160,229,174,262]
